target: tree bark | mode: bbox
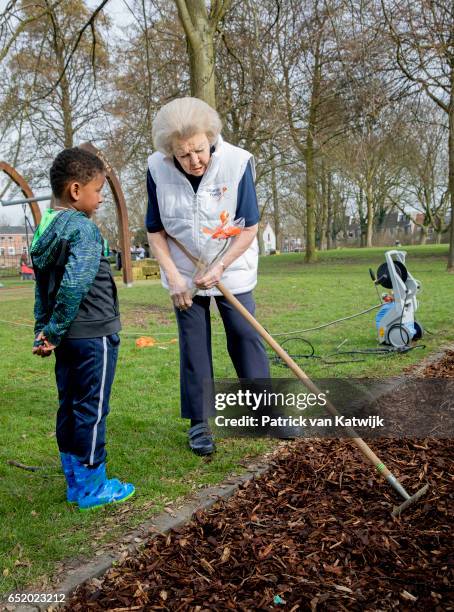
[188,34,216,107]
[365,183,374,248]
[326,190,333,250]
[175,0,231,108]
[304,51,321,263]
[319,160,328,250]
[326,171,333,249]
[60,70,74,148]
[419,225,428,245]
[271,157,281,251]
[141,0,154,135]
[305,130,316,260]
[48,5,74,147]
[358,187,366,247]
[448,57,454,271]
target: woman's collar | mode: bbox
[212,134,224,156]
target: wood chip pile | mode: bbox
[67,355,454,611]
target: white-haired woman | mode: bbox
[146,97,269,455]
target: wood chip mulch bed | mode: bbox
[67,355,454,611]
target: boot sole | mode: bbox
[190,445,216,456]
[78,488,135,512]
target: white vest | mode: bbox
[148,136,259,297]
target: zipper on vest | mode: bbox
[193,157,218,258]
[176,156,217,257]
[194,192,200,254]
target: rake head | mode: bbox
[391,484,429,517]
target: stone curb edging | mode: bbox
[3,459,272,612]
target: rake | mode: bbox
[170,237,429,517]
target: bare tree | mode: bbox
[0,0,64,62]
[381,0,454,269]
[276,0,352,262]
[1,1,110,151]
[392,104,449,244]
[0,0,111,198]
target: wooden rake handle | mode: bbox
[216,281,388,471]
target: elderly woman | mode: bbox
[146,97,270,455]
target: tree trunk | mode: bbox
[271,158,281,251]
[175,0,231,109]
[304,52,321,263]
[305,131,317,261]
[357,187,366,247]
[49,7,74,147]
[365,184,374,248]
[257,222,265,255]
[141,0,154,135]
[319,160,328,250]
[326,198,333,249]
[448,59,454,271]
[60,71,74,148]
[188,33,216,108]
[325,171,333,249]
[420,225,428,245]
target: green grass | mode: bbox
[0,244,452,595]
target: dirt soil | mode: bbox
[67,355,454,612]
[122,304,172,328]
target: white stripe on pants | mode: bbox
[89,336,107,465]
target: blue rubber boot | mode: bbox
[72,460,135,511]
[60,452,79,503]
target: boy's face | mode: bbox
[68,172,106,218]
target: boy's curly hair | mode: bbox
[50,147,105,198]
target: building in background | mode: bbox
[0,226,30,270]
[262,222,276,254]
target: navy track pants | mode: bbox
[175,292,270,420]
[54,334,119,466]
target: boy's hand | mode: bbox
[33,332,56,357]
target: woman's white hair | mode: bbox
[152,97,222,156]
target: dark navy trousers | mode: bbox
[175,292,270,420]
[54,334,119,466]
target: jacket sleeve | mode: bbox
[33,280,48,336]
[41,222,102,346]
[235,160,259,227]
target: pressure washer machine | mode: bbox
[370,250,423,349]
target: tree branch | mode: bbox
[174,0,200,48]
[0,0,64,62]
[32,0,111,101]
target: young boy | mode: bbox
[31,147,135,511]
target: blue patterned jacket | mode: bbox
[31,209,104,346]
